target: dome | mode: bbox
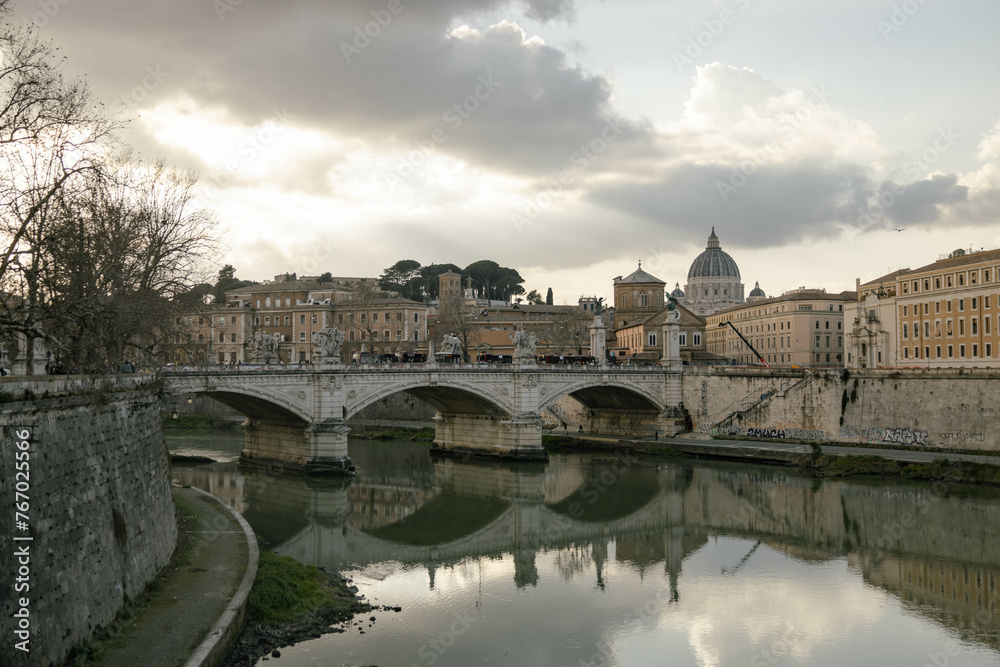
[687,227,741,280]
[749,281,765,298]
[671,282,685,298]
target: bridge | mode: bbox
[162,361,685,474]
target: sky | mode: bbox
[14,0,1000,303]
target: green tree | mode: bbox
[546,287,553,305]
[526,290,544,305]
[317,271,333,283]
[378,259,422,299]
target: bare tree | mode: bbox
[0,17,122,370]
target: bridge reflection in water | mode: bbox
[171,439,1000,663]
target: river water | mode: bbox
[167,431,1000,667]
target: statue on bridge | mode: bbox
[440,333,463,357]
[312,326,345,361]
[248,330,280,362]
[511,327,538,359]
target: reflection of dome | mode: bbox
[749,281,766,298]
[687,227,741,280]
[671,283,686,298]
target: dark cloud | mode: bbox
[875,174,967,225]
[14,0,625,175]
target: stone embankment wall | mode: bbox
[683,367,1000,451]
[0,375,177,666]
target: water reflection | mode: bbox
[168,435,1000,666]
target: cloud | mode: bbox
[978,119,1000,162]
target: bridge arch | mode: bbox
[538,379,665,414]
[345,379,513,420]
[163,381,312,424]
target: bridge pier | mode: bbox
[431,412,548,462]
[584,407,685,438]
[242,418,354,475]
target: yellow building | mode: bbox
[891,248,1000,367]
[706,288,855,367]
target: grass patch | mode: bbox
[248,552,366,625]
[351,426,435,442]
[799,453,1000,487]
[902,459,1000,486]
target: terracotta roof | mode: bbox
[909,248,1000,274]
[708,290,856,317]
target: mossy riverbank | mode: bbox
[798,453,1000,486]
[223,551,385,665]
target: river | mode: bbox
[167,430,1000,667]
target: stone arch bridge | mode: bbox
[163,364,684,473]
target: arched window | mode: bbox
[639,292,648,307]
[265,297,271,307]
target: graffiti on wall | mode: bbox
[710,426,829,442]
[838,427,930,447]
[939,432,985,445]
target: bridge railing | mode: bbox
[160,362,673,374]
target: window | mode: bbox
[299,332,306,342]
[372,330,379,340]
[373,313,379,323]
[198,317,204,326]
[924,280,930,290]
[219,333,225,343]
[987,318,992,335]
[935,278,941,289]
[622,294,628,308]
[904,347,909,359]
[936,346,942,358]
[312,314,318,324]
[414,313,419,323]
[925,346,930,359]
[973,344,979,357]
[639,292,648,307]
[972,318,978,335]
[679,333,687,346]
[903,305,908,316]
[935,302,941,314]
[923,303,929,315]
[903,323,909,339]
[384,330,390,340]
[959,319,965,336]
[349,330,355,341]
[924,321,930,338]
[265,317,270,325]
[693,333,701,346]
[231,316,237,325]
[284,297,290,307]
[284,316,290,325]
[948,345,953,358]
[825,335,830,347]
[256,300,261,308]
[947,301,952,313]
[384,312,391,322]
[414,331,419,341]
[959,299,965,311]
[219,317,225,325]
[230,333,236,343]
[959,274,965,286]
[973,297,978,310]
[265,297,271,307]
[338,314,344,324]
[988,343,993,357]
[987,296,992,309]
[815,321,820,329]
[825,321,830,329]
[397,313,403,322]
[815,335,821,348]
[837,321,842,330]
[648,333,657,346]
[960,344,966,357]
[254,317,260,325]
[947,276,953,287]
[300,314,306,324]
[198,333,204,342]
